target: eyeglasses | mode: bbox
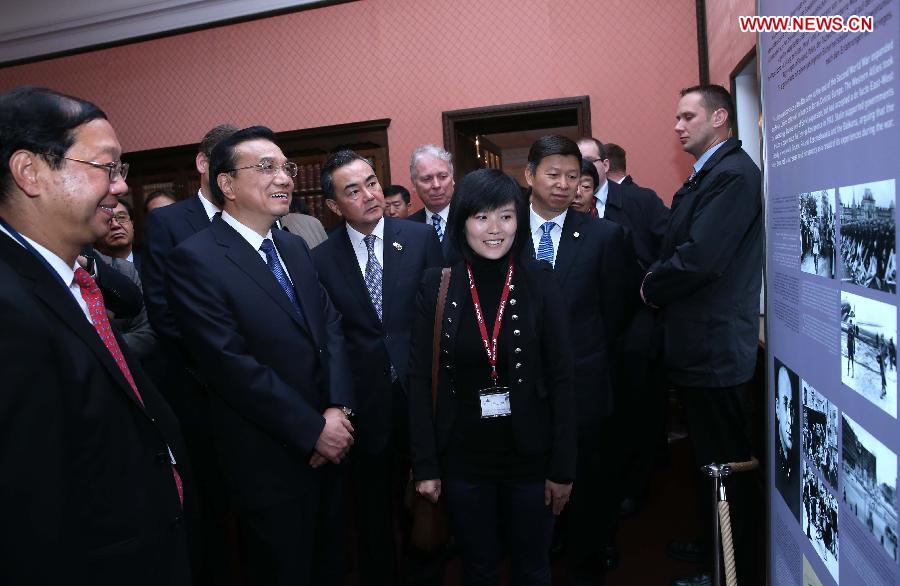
[226,160,298,178]
[44,154,128,182]
[110,213,132,226]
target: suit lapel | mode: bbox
[381,218,404,325]
[213,220,310,335]
[0,238,148,413]
[185,195,212,234]
[332,225,381,324]
[553,210,584,285]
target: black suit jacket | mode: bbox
[643,138,763,388]
[408,204,457,264]
[0,235,190,586]
[141,195,212,344]
[312,218,443,453]
[521,210,636,428]
[408,259,576,482]
[166,217,354,511]
[603,180,669,271]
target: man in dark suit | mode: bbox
[641,85,763,586]
[0,86,190,585]
[313,150,443,584]
[141,123,239,585]
[521,135,635,585]
[95,197,142,270]
[604,143,635,186]
[407,144,456,262]
[166,126,355,586]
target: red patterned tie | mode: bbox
[73,267,183,506]
[590,205,599,218]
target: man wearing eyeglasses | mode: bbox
[166,126,355,585]
[0,86,191,584]
[96,198,140,269]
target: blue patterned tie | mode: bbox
[363,234,383,320]
[536,221,556,266]
[260,239,300,312]
[431,213,444,242]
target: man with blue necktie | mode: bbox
[407,144,457,263]
[165,126,355,586]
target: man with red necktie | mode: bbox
[0,86,191,585]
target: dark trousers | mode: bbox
[350,386,410,585]
[239,465,345,586]
[443,477,554,586]
[566,422,619,581]
[678,381,759,584]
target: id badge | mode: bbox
[479,387,511,418]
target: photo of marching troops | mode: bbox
[802,381,838,490]
[800,189,836,278]
[802,461,839,581]
[841,290,897,418]
[841,414,898,562]
[839,179,896,293]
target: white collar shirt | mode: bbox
[594,180,609,218]
[346,217,385,276]
[529,204,568,267]
[221,211,293,285]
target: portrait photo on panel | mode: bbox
[841,414,898,562]
[802,461,839,581]
[802,380,839,490]
[775,357,801,522]
[840,290,897,417]
[800,189,837,278]
[839,178,896,293]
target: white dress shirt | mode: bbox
[0,226,90,321]
[197,190,220,221]
[593,180,609,218]
[529,204,568,267]
[346,218,385,276]
[221,212,294,285]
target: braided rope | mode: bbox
[718,500,738,586]
[724,456,759,474]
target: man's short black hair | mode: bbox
[383,185,411,204]
[117,197,134,219]
[604,143,627,174]
[0,86,107,204]
[680,84,736,131]
[200,124,239,158]
[578,137,607,161]
[321,150,372,200]
[448,168,525,263]
[580,159,600,191]
[527,135,583,175]
[208,125,278,207]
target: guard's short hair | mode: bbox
[409,144,453,181]
[384,184,411,204]
[604,143,627,174]
[680,84,735,131]
[208,126,278,207]
[0,86,107,203]
[199,124,239,158]
[321,150,373,200]
[527,135,583,175]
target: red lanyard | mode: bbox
[466,257,515,384]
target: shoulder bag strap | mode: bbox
[431,268,451,416]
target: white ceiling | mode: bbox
[0,0,325,65]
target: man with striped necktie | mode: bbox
[408,144,458,264]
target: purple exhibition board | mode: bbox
[760,1,900,584]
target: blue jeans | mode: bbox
[443,477,554,585]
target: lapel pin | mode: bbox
[393,242,403,251]
[573,231,580,239]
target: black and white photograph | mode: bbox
[775,358,801,521]
[841,414,898,562]
[800,189,837,278]
[803,555,824,586]
[839,178,896,293]
[802,381,839,490]
[841,290,897,418]
[803,461,839,581]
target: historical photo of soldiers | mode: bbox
[802,381,838,490]
[841,290,897,418]
[841,414,898,562]
[775,358,801,521]
[800,189,836,278]
[802,461,839,581]
[839,178,896,293]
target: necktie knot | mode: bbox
[536,221,556,266]
[364,234,377,253]
[431,214,444,241]
[260,238,276,255]
[541,221,555,236]
[73,266,97,292]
